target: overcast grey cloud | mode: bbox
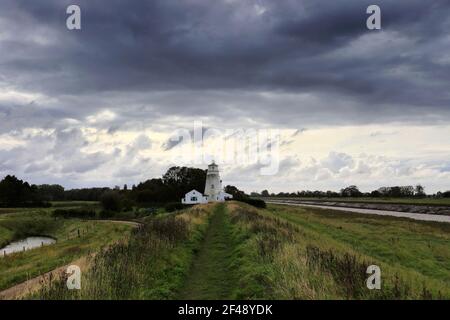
[1,0,450,117]
[0,0,449,191]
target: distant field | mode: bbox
[0,208,34,215]
[32,202,450,300]
[0,201,99,216]
[266,197,450,206]
[0,205,133,292]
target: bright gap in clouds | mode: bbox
[1,118,449,193]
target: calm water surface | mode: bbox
[1,237,56,256]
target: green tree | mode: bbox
[37,184,65,201]
[340,185,362,197]
[261,190,270,197]
[0,175,41,206]
[415,185,425,197]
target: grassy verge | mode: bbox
[226,202,450,299]
[34,204,214,299]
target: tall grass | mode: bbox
[226,204,298,299]
[305,245,370,299]
[227,202,449,299]
[34,205,212,300]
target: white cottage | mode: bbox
[181,189,208,204]
[181,162,233,204]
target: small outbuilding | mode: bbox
[181,189,208,204]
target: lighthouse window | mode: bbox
[211,184,214,189]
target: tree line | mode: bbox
[1,167,260,210]
[0,167,206,207]
[2,171,448,210]
[254,185,450,199]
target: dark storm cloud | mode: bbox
[1,0,450,129]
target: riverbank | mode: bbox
[262,198,450,216]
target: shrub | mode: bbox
[239,198,266,209]
[100,191,122,212]
[136,207,158,217]
[121,198,135,212]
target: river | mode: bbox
[267,201,450,223]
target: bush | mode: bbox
[136,207,158,217]
[242,198,266,209]
[164,202,185,212]
[100,191,122,212]
[52,209,96,219]
[121,198,135,212]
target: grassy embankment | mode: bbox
[34,202,450,299]
[35,203,270,300]
[229,202,450,299]
[35,204,216,299]
[266,197,450,206]
[0,203,133,291]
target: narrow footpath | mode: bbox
[178,203,236,300]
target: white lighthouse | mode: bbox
[204,161,222,202]
[181,162,233,204]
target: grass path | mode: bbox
[178,203,236,299]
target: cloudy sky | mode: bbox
[1,0,449,193]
